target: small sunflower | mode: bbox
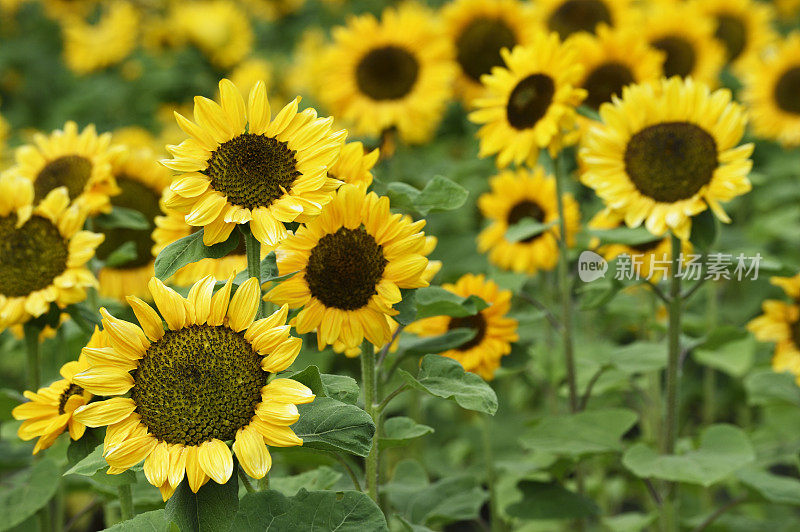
[742,32,800,147]
[327,141,379,188]
[266,184,431,354]
[62,1,140,75]
[317,3,456,144]
[534,0,632,39]
[406,274,518,380]
[72,275,312,500]
[169,0,253,69]
[0,175,103,330]
[477,167,580,275]
[96,148,172,300]
[7,121,117,215]
[639,1,725,84]
[442,0,538,103]
[227,57,274,101]
[469,33,586,168]
[579,77,753,240]
[163,78,346,248]
[748,273,800,384]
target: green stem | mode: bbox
[332,452,363,492]
[360,341,379,502]
[481,415,503,532]
[23,323,41,390]
[117,484,133,522]
[238,467,256,493]
[244,227,264,320]
[702,283,718,425]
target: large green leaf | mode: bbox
[399,329,477,358]
[413,286,488,320]
[232,489,388,531]
[622,424,755,487]
[505,480,600,520]
[102,509,166,531]
[521,408,638,456]
[380,417,434,448]
[505,219,555,243]
[103,241,139,268]
[292,397,376,457]
[64,443,136,486]
[386,175,468,215]
[587,227,660,246]
[94,206,150,231]
[289,366,360,405]
[270,466,343,496]
[737,467,800,505]
[0,458,62,530]
[692,326,755,377]
[399,354,498,414]
[744,370,800,407]
[165,473,239,532]
[154,229,240,281]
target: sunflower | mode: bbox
[328,141,379,188]
[266,184,431,355]
[638,1,725,85]
[742,32,800,147]
[72,275,312,500]
[406,274,518,380]
[241,0,305,21]
[62,1,140,75]
[12,330,101,453]
[748,273,800,384]
[168,0,253,69]
[0,175,104,331]
[579,77,753,240]
[316,3,456,144]
[442,0,538,104]
[95,148,172,300]
[7,121,117,215]
[162,78,346,248]
[533,0,632,40]
[477,167,580,275]
[228,57,274,101]
[468,33,586,168]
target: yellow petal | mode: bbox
[100,308,149,359]
[105,434,157,470]
[208,273,235,326]
[188,275,216,325]
[126,296,164,341]
[148,277,187,330]
[72,398,136,427]
[261,378,315,404]
[168,445,188,488]
[72,366,134,396]
[227,277,260,332]
[233,426,271,479]
[251,419,303,447]
[198,439,234,484]
[144,441,170,487]
[185,447,210,493]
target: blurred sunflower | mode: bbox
[8,121,117,215]
[639,1,725,84]
[286,28,327,98]
[62,1,139,75]
[73,276,312,500]
[95,148,171,300]
[41,0,97,20]
[406,274,518,380]
[170,0,253,69]
[241,0,305,21]
[267,184,431,355]
[442,0,538,103]
[477,167,579,275]
[163,78,345,248]
[742,32,800,147]
[775,0,800,19]
[228,58,274,100]
[469,33,586,168]
[748,273,800,384]
[0,176,103,330]
[579,77,753,240]
[534,0,631,39]
[317,3,456,144]
[327,141,379,188]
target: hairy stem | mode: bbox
[23,323,41,391]
[117,484,134,521]
[361,341,379,502]
[244,227,264,319]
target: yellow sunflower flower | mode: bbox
[328,141,379,188]
[533,0,632,39]
[316,3,456,144]
[442,0,538,104]
[162,78,346,248]
[266,184,431,355]
[748,273,800,384]
[62,1,139,75]
[7,121,117,215]
[0,175,103,331]
[72,275,312,500]
[406,274,518,380]
[775,0,800,19]
[227,57,274,101]
[468,33,586,168]
[742,32,800,147]
[96,148,172,300]
[579,77,753,240]
[169,0,253,69]
[241,0,305,21]
[477,167,580,275]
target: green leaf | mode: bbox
[270,467,343,496]
[165,473,239,532]
[104,241,138,268]
[521,408,638,457]
[689,209,718,251]
[289,365,325,396]
[65,303,103,332]
[102,509,166,531]
[0,458,62,530]
[596,342,667,374]
[622,424,755,487]
[231,252,298,286]
[737,468,800,505]
[232,489,388,531]
[505,219,555,243]
[587,227,660,246]
[505,480,600,520]
[292,397,376,457]
[387,176,468,215]
[94,206,150,231]
[380,417,434,448]
[66,430,103,469]
[154,229,240,281]
[576,105,601,122]
[400,329,476,358]
[692,326,755,377]
[320,374,360,405]
[744,370,800,407]
[393,288,417,326]
[0,388,24,422]
[414,286,488,320]
[64,444,107,476]
[399,354,498,414]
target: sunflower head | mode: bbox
[748,272,800,384]
[169,0,254,69]
[62,1,140,75]
[327,141,380,188]
[536,0,631,40]
[72,275,312,500]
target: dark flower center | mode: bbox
[583,62,635,110]
[792,318,800,349]
[506,74,555,130]
[624,122,718,203]
[448,313,488,351]
[95,176,161,269]
[58,383,85,415]
[714,14,746,62]
[507,200,546,243]
[651,36,696,78]
[132,325,268,446]
[455,17,517,82]
[356,46,420,101]
[547,0,612,39]
[628,240,663,253]
[34,155,93,203]
[774,67,800,115]
[305,227,388,311]
[206,133,300,210]
[0,214,69,297]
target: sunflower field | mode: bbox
[1,0,800,530]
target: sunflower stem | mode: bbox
[360,341,379,502]
[117,484,134,522]
[238,466,256,493]
[23,323,41,390]
[244,227,264,319]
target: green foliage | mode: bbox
[413,286,488,320]
[380,417,434,448]
[505,480,600,520]
[154,229,241,281]
[270,467,343,496]
[94,207,151,231]
[103,510,167,531]
[0,458,62,530]
[104,241,139,268]
[386,175,469,215]
[293,397,376,457]
[692,326,756,377]
[505,219,555,243]
[521,408,638,457]
[166,475,239,532]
